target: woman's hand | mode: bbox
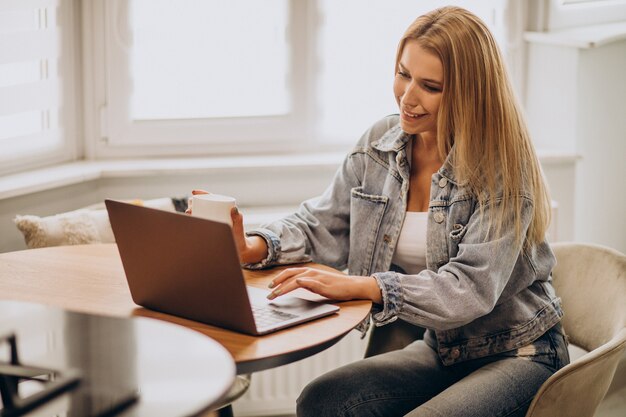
[231,207,269,265]
[184,189,210,215]
[267,267,382,303]
[186,189,268,264]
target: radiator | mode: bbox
[232,330,368,417]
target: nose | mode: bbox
[401,81,421,109]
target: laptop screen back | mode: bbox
[105,199,257,334]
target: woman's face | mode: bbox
[393,40,443,138]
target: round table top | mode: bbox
[0,244,372,374]
[0,300,235,417]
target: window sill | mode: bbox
[0,151,580,202]
[524,21,626,49]
[0,153,346,201]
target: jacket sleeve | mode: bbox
[244,117,397,271]
[244,154,360,270]
[372,196,537,331]
[244,115,397,270]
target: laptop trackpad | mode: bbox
[246,286,333,313]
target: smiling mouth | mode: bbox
[403,109,428,119]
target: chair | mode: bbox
[525,242,626,417]
[364,242,626,417]
[211,374,251,417]
[364,317,426,358]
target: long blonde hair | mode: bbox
[397,6,551,246]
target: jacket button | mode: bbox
[450,348,461,359]
[438,178,448,188]
[383,234,392,244]
[434,212,445,223]
[453,223,463,231]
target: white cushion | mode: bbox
[14,198,177,249]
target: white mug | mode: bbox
[191,194,236,226]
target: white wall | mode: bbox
[525,32,626,254]
[575,41,626,253]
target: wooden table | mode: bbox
[0,300,235,417]
[0,244,372,374]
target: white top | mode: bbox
[391,211,428,275]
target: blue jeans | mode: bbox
[297,323,569,417]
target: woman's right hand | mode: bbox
[187,189,268,265]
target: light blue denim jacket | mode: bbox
[247,115,563,365]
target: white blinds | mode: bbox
[0,0,66,169]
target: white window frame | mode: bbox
[0,0,79,176]
[83,0,339,159]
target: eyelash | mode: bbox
[423,84,441,93]
[397,70,441,93]
[397,70,410,79]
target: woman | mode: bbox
[194,6,569,416]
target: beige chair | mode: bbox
[210,374,251,417]
[364,242,626,417]
[525,242,626,417]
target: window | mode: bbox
[95,0,307,157]
[315,0,502,143]
[88,0,507,158]
[528,0,626,31]
[131,0,290,121]
[0,0,77,175]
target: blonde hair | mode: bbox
[396,6,551,246]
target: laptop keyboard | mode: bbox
[252,305,299,328]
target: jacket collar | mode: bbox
[438,151,460,185]
[371,124,461,185]
[370,125,412,153]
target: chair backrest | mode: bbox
[526,242,626,417]
[552,242,626,350]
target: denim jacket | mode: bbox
[247,115,563,366]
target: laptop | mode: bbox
[105,199,339,335]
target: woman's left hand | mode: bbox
[267,267,382,303]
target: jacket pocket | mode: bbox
[449,223,468,241]
[350,186,388,275]
[448,222,467,258]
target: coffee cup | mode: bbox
[191,194,236,226]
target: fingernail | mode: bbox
[268,282,274,289]
[233,206,239,215]
[266,289,280,300]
